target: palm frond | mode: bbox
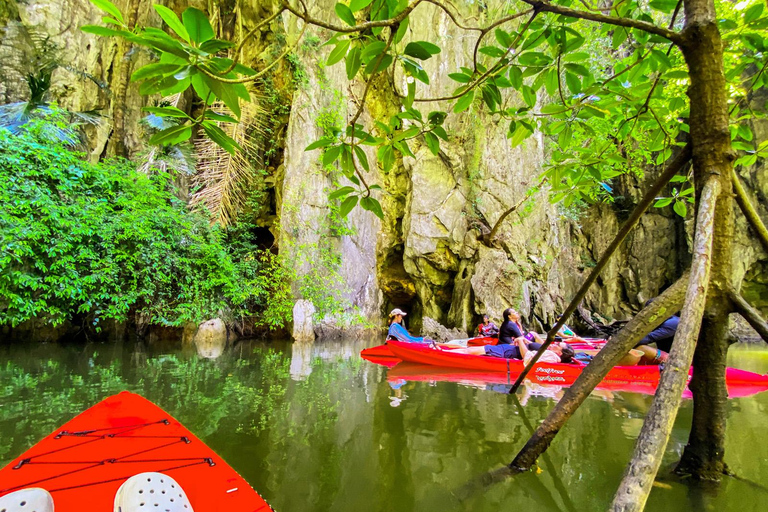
[191,100,267,227]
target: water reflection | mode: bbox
[0,340,766,511]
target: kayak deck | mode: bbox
[0,391,273,512]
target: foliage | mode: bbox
[0,122,290,329]
[0,23,104,144]
[82,0,768,221]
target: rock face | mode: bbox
[3,0,765,342]
[292,300,316,342]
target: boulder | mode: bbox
[194,318,227,359]
[421,316,468,342]
[292,300,316,341]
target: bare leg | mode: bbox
[446,346,487,355]
[634,345,669,365]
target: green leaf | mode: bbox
[201,121,242,154]
[361,41,387,60]
[328,39,351,66]
[199,39,235,54]
[565,72,581,94]
[353,145,370,171]
[363,53,392,74]
[453,90,475,113]
[80,25,133,38]
[182,7,214,44]
[649,0,678,13]
[394,17,410,44]
[142,106,191,119]
[673,200,687,217]
[360,196,384,219]
[131,63,184,82]
[323,145,342,166]
[88,0,124,24]
[149,124,192,146]
[335,3,356,26]
[349,0,374,11]
[508,66,523,89]
[744,3,764,24]
[305,137,336,151]
[154,5,190,42]
[654,197,674,207]
[346,45,362,79]
[377,144,395,171]
[431,125,448,141]
[204,111,238,123]
[479,46,506,58]
[522,85,536,107]
[329,186,355,200]
[340,195,359,217]
[495,28,514,48]
[424,131,439,155]
[448,72,472,83]
[404,42,434,60]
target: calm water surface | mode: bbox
[1,339,767,511]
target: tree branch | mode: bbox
[730,290,768,344]
[732,168,768,255]
[281,0,424,33]
[610,177,720,512]
[509,143,692,392]
[510,269,689,470]
[521,0,684,46]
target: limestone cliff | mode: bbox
[2,0,765,339]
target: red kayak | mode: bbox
[386,340,768,392]
[385,361,768,398]
[361,337,606,362]
[0,391,273,512]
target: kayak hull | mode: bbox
[386,340,768,393]
[0,391,272,512]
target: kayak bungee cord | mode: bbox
[1,418,215,495]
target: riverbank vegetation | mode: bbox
[0,117,293,332]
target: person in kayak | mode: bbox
[387,308,433,343]
[477,314,499,337]
[634,298,679,354]
[446,336,575,363]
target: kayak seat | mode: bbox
[114,472,193,512]
[0,487,54,512]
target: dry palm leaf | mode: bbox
[191,100,266,226]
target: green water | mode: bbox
[1,339,767,512]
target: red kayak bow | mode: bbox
[0,391,273,512]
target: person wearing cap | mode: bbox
[387,308,431,343]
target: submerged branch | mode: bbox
[730,290,768,344]
[610,177,720,512]
[732,169,768,255]
[509,144,692,393]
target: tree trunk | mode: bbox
[730,290,768,343]
[676,0,735,480]
[108,0,142,158]
[510,272,688,470]
[610,177,719,512]
[509,145,692,393]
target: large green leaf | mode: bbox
[346,45,362,79]
[335,3,356,26]
[360,196,384,219]
[154,5,189,41]
[349,0,374,12]
[339,195,359,217]
[182,7,214,44]
[142,106,191,119]
[88,0,124,24]
[149,124,192,146]
[327,40,351,66]
[131,63,184,82]
[453,90,474,113]
[201,121,242,155]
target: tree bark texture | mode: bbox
[109,0,141,158]
[509,145,692,393]
[610,178,720,512]
[677,0,735,480]
[729,290,768,343]
[510,271,689,470]
[732,169,768,255]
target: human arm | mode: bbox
[388,322,425,343]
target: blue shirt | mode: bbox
[387,322,426,343]
[636,315,679,353]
